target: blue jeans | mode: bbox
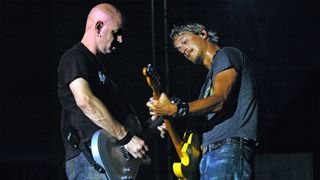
[199,143,254,180]
[65,153,108,180]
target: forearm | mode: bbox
[188,95,224,115]
[80,94,148,159]
[149,93,224,117]
[79,95,127,140]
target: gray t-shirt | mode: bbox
[199,47,258,147]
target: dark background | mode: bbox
[0,0,319,179]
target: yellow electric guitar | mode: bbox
[143,64,201,180]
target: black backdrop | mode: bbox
[1,0,319,179]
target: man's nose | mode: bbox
[181,46,188,54]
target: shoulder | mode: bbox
[59,45,89,67]
[213,47,245,72]
[217,47,242,57]
[61,44,87,61]
[216,47,245,64]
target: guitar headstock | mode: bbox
[143,64,162,99]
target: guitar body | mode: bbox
[91,115,162,180]
[91,129,142,180]
[173,132,202,180]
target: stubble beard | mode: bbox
[194,54,203,65]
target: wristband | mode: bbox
[118,132,134,145]
[174,101,189,117]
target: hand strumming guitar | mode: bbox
[124,135,149,158]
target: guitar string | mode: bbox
[117,146,128,157]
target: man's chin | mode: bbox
[97,50,109,56]
[107,46,119,54]
[104,48,114,54]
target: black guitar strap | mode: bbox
[78,140,106,174]
[64,109,106,175]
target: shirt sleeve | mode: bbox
[59,50,91,86]
[213,48,243,75]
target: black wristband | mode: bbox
[118,132,134,145]
[174,101,189,117]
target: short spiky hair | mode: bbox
[170,23,219,44]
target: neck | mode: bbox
[203,43,220,70]
[81,32,97,55]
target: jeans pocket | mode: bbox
[65,157,76,179]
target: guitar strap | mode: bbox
[64,109,106,174]
[78,140,106,174]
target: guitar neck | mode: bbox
[163,119,183,158]
[139,116,164,142]
[143,65,184,159]
[154,93,183,158]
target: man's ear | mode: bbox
[95,21,104,34]
[199,29,208,39]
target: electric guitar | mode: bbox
[91,112,163,179]
[143,64,201,180]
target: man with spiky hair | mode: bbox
[147,23,258,180]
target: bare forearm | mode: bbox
[151,93,225,117]
[188,95,224,115]
[79,95,127,140]
[69,78,127,140]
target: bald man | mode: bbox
[57,3,148,179]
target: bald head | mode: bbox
[85,3,122,32]
[81,3,123,55]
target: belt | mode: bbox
[201,137,258,155]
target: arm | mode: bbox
[189,68,237,114]
[70,77,148,158]
[147,68,237,116]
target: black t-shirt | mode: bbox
[57,43,132,160]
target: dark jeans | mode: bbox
[200,143,254,180]
[65,153,108,180]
